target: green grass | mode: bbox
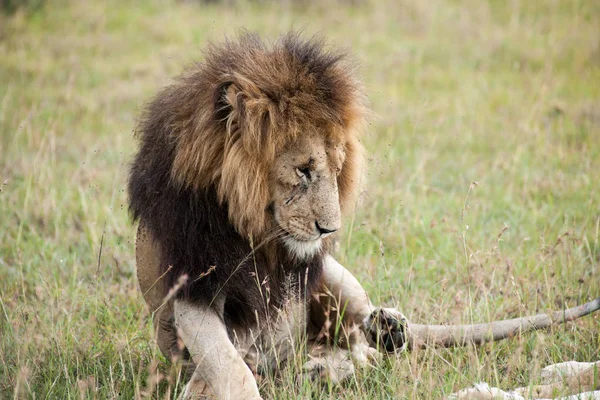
[1,0,599,398]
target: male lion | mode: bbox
[128,33,405,398]
[128,33,600,399]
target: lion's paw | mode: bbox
[362,308,408,353]
[298,359,328,383]
[298,354,355,385]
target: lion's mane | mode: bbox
[128,32,366,325]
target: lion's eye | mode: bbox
[296,167,311,182]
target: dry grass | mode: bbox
[1,0,599,398]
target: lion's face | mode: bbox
[270,134,344,259]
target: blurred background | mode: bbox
[1,0,598,398]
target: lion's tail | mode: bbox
[407,297,600,349]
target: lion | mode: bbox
[128,33,600,399]
[449,361,600,399]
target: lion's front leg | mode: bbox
[174,300,262,400]
[317,255,409,353]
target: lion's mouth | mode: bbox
[273,217,323,259]
[276,223,321,242]
[281,235,322,260]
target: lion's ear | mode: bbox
[222,83,241,116]
[214,82,241,127]
[219,79,274,157]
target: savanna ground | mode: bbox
[1,0,599,398]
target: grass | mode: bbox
[1,0,599,398]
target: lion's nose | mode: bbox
[315,221,338,237]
